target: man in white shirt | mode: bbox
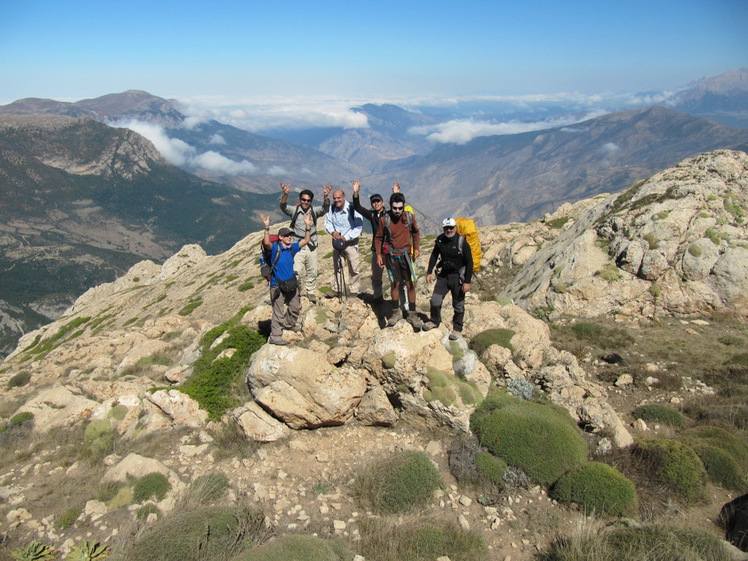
[324,189,364,298]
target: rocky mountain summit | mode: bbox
[0,151,747,559]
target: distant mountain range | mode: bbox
[1,67,747,355]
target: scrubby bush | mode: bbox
[357,517,486,561]
[232,534,350,561]
[474,452,507,487]
[469,328,515,355]
[132,472,171,504]
[6,371,31,388]
[9,412,33,426]
[633,439,707,503]
[121,506,266,561]
[352,450,442,514]
[550,462,638,517]
[185,472,230,505]
[56,507,81,529]
[506,377,534,400]
[471,396,587,485]
[538,523,730,561]
[632,403,684,428]
[679,426,748,492]
[85,420,112,443]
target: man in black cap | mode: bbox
[353,179,388,304]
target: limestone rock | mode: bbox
[247,345,367,429]
[15,386,97,432]
[232,401,291,442]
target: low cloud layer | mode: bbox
[114,120,256,175]
[409,111,608,145]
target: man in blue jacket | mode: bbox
[261,212,312,345]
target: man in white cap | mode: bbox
[424,218,473,340]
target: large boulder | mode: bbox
[246,345,367,429]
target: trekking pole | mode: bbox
[336,249,347,301]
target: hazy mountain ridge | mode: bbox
[367,106,748,224]
[665,68,748,129]
[0,113,280,357]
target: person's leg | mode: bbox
[370,249,383,301]
[269,286,286,342]
[429,276,449,325]
[345,244,361,294]
[450,275,466,333]
[293,246,309,295]
[284,288,302,329]
[306,248,319,301]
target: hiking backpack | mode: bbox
[455,217,482,273]
[259,235,280,281]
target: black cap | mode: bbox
[370,193,383,203]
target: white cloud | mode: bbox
[409,111,608,145]
[192,151,256,174]
[601,142,621,154]
[113,120,256,175]
[208,133,226,145]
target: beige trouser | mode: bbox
[293,245,319,296]
[333,239,360,295]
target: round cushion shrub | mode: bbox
[632,403,684,428]
[471,398,587,485]
[232,534,350,561]
[633,438,707,503]
[469,328,515,355]
[133,472,171,503]
[122,506,266,561]
[353,450,443,514]
[474,451,507,487]
[550,461,638,517]
[680,426,748,492]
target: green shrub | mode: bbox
[136,504,160,520]
[9,412,34,426]
[56,507,81,529]
[688,244,703,257]
[85,419,112,443]
[474,452,507,487]
[132,472,171,503]
[633,439,707,503]
[232,534,350,561]
[538,523,730,561]
[178,297,203,316]
[66,540,111,561]
[180,323,265,420]
[632,404,684,427]
[185,472,230,505]
[121,506,266,561]
[596,263,622,282]
[6,371,31,388]
[550,462,638,517]
[546,217,571,229]
[469,328,515,355]
[471,398,587,485]
[352,450,443,514]
[357,517,486,561]
[679,426,748,492]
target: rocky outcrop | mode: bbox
[501,150,748,320]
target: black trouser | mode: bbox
[429,272,465,332]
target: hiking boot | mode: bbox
[449,330,460,341]
[387,309,403,327]
[407,314,423,331]
[421,320,438,332]
[268,337,287,346]
[284,323,302,333]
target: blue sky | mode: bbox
[1,0,746,137]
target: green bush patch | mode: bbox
[550,461,638,517]
[469,328,515,355]
[352,450,443,514]
[680,426,748,492]
[133,472,171,503]
[233,534,350,561]
[633,439,707,504]
[632,403,684,427]
[471,396,587,485]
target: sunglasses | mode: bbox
[392,205,404,210]
[443,226,456,230]
[300,198,312,202]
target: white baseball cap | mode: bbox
[442,217,457,228]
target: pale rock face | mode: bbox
[15,386,98,432]
[232,401,291,442]
[247,345,367,429]
[146,389,209,427]
[502,150,748,320]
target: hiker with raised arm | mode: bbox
[279,182,331,304]
[352,179,388,305]
[375,192,423,330]
[261,211,312,345]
